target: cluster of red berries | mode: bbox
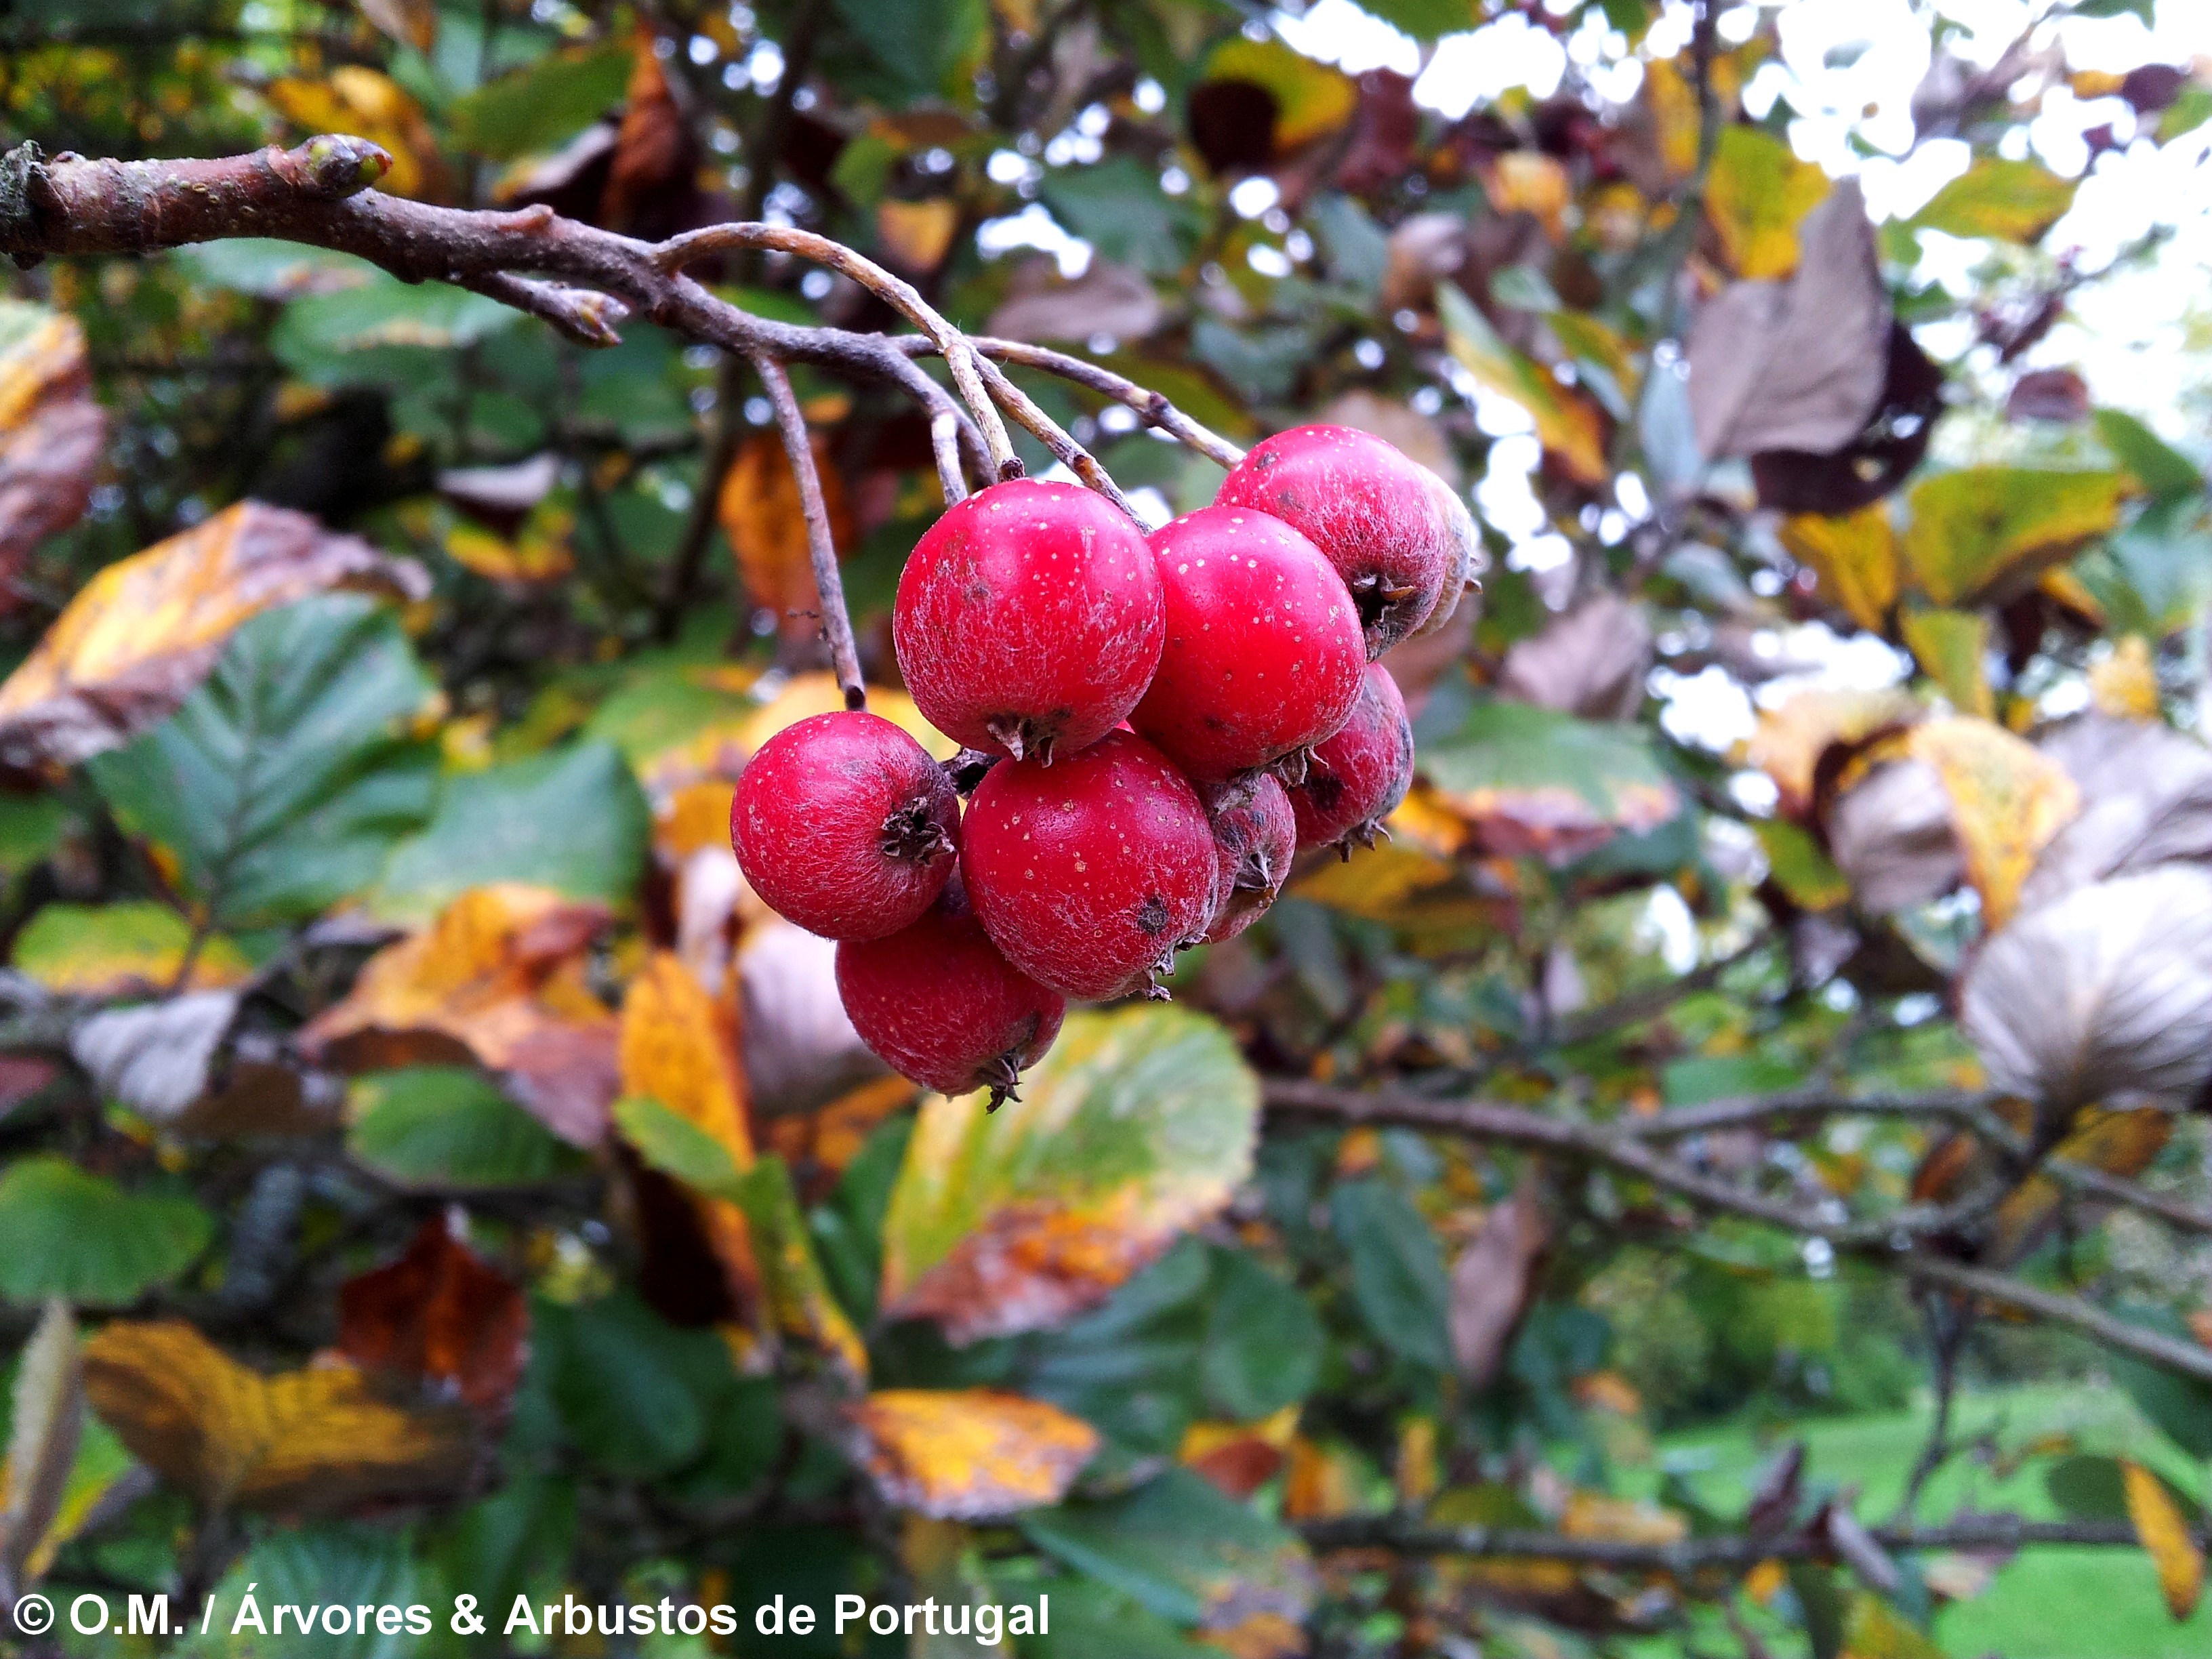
[731,424,1475,1102]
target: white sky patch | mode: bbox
[1270,0,1420,76]
[1414,17,1569,117]
[974,203,1091,277]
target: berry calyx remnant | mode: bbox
[1130,506,1366,785]
[730,711,959,940]
[834,875,1065,1105]
[1215,424,1481,659]
[1198,773,1297,943]
[959,728,1218,1002]
[1288,662,1414,857]
[893,478,1163,764]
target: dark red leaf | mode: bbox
[2007,367,2090,424]
[1188,81,1279,174]
[338,1216,529,1415]
[1750,325,1946,514]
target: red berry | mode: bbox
[894,478,1163,763]
[731,711,958,940]
[1199,774,1296,943]
[835,876,1064,1103]
[1129,506,1366,784]
[1216,424,1479,658]
[960,729,1216,1000]
[1288,663,1413,856]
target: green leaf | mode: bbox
[531,1292,718,1478]
[2047,1452,2130,1520]
[576,661,754,764]
[448,42,632,161]
[1043,157,1202,277]
[1420,697,1681,864]
[1200,1248,1323,1422]
[1910,157,2077,243]
[614,1092,746,1195]
[1900,467,2129,606]
[829,0,988,102]
[0,1156,211,1307]
[346,1067,584,1190]
[1004,1573,1214,1659]
[1662,1054,1805,1107]
[1357,0,1475,40]
[880,1004,1258,1343]
[0,793,66,883]
[371,741,650,923]
[171,239,379,300]
[1021,1467,1313,1628]
[2095,409,2203,502]
[1331,1176,1452,1371]
[273,276,523,369]
[2108,1307,2212,1460]
[89,594,439,929]
[179,1523,424,1658]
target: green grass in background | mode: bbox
[1628,1383,2210,1657]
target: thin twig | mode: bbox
[972,356,1139,520]
[654,222,1019,476]
[1298,1513,2200,1568]
[752,354,863,709]
[930,408,968,505]
[956,337,1245,468]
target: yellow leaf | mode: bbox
[2089,635,2160,719]
[1900,607,1994,718]
[876,199,960,271]
[1438,285,1607,486]
[2124,1458,2205,1621]
[443,502,574,583]
[12,902,252,998]
[718,434,855,644]
[1990,1106,2169,1265]
[266,67,447,201]
[1901,468,2129,607]
[846,1389,1098,1519]
[1486,152,1570,239]
[1561,1491,1687,1545]
[0,501,423,769]
[1742,687,1922,821]
[1705,127,1830,279]
[1744,1558,1787,1604]
[1904,717,2079,928]
[739,672,955,759]
[81,1321,472,1513]
[1778,506,1899,632]
[1202,37,1357,150]
[1395,1416,1440,1508]
[1911,157,2077,244]
[1840,1591,1944,1658]
[298,884,618,1145]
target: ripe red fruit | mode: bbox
[1288,663,1413,856]
[835,876,1064,1103]
[1216,424,1480,658]
[1129,506,1366,784]
[894,478,1163,763]
[731,710,958,940]
[960,729,1217,1000]
[1199,774,1296,943]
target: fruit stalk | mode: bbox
[752,353,865,710]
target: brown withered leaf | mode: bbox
[357,0,438,52]
[0,302,105,597]
[338,1215,528,1414]
[846,1389,1098,1520]
[720,431,855,642]
[986,258,1163,345]
[599,33,702,239]
[1,1300,83,1589]
[82,1321,472,1513]
[1494,594,1652,722]
[1750,323,1946,514]
[1180,1407,1299,1500]
[1686,180,1889,462]
[299,884,618,1146]
[1449,1176,1547,1387]
[2021,716,2212,912]
[1962,865,2212,1113]
[0,501,425,769]
[617,950,771,1338]
[1826,759,1966,914]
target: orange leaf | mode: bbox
[846,1389,1099,1519]
[337,1215,528,1414]
[719,433,855,642]
[1181,1406,1300,1500]
[877,199,960,271]
[267,67,448,201]
[81,1322,472,1513]
[1484,152,1570,239]
[0,300,105,598]
[2123,1458,2205,1620]
[0,501,424,769]
[299,884,618,1145]
[1743,687,1922,821]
